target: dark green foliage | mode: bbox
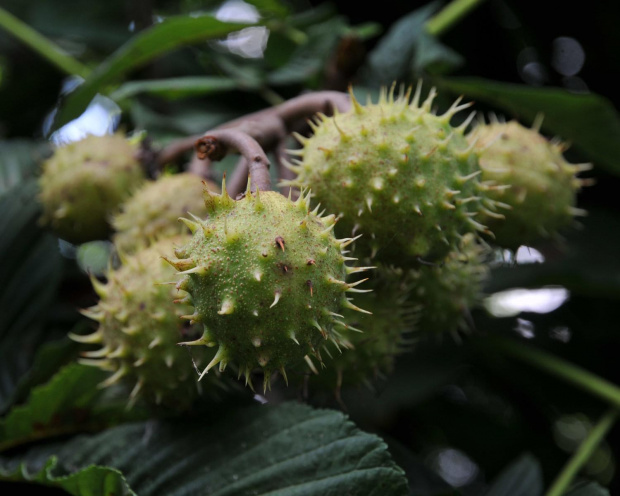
[1,1,619,495]
[1,403,408,496]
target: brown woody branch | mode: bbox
[195,129,271,193]
[157,91,351,196]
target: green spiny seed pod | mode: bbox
[71,236,216,410]
[112,173,220,254]
[39,133,146,244]
[285,84,501,266]
[164,179,371,392]
[468,119,591,248]
[306,271,415,393]
[408,233,490,339]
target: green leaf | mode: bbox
[438,77,620,175]
[413,32,463,75]
[244,0,289,18]
[213,53,265,89]
[0,457,135,496]
[485,453,543,496]
[0,337,78,415]
[0,180,63,412]
[566,481,611,496]
[0,363,108,452]
[0,5,90,77]
[347,22,383,41]
[360,1,440,87]
[1,0,131,51]
[129,100,240,143]
[110,76,238,101]
[288,3,336,30]
[0,140,49,196]
[53,15,251,129]
[267,16,347,86]
[2,403,409,495]
[76,240,114,276]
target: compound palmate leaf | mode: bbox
[1,402,409,496]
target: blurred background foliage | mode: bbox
[0,0,619,495]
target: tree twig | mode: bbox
[195,130,271,192]
[159,91,350,165]
[157,91,351,194]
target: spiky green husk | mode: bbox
[408,234,490,339]
[72,236,216,410]
[165,180,370,391]
[39,133,146,244]
[306,270,415,392]
[469,120,590,248]
[113,173,220,254]
[286,84,499,266]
